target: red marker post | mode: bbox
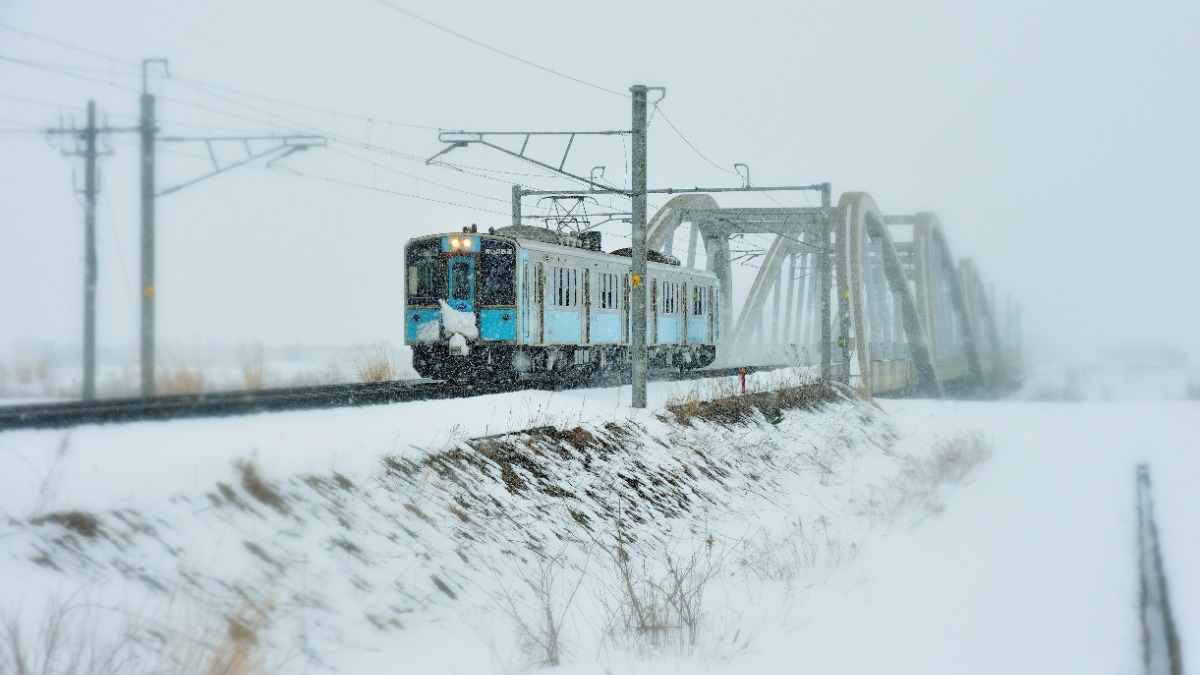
[739,367,746,395]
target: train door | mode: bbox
[448,257,475,312]
[582,269,591,343]
[650,279,658,344]
[522,259,543,343]
[622,273,630,345]
[680,282,689,345]
[534,262,545,343]
[521,259,532,341]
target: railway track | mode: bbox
[0,366,777,432]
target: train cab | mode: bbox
[405,228,520,378]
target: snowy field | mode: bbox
[0,365,1195,674]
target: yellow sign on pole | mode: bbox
[631,273,641,288]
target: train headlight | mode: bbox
[462,238,472,249]
[450,237,461,249]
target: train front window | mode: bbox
[406,240,443,305]
[450,260,473,300]
[479,239,516,305]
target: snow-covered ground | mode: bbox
[0,342,420,402]
[0,365,1195,673]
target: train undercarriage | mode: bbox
[411,343,717,382]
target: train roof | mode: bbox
[489,226,682,266]
[411,226,698,271]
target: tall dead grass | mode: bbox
[239,343,265,391]
[158,363,208,396]
[861,431,994,522]
[665,381,836,427]
[350,341,394,383]
[0,595,276,675]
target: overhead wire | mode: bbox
[652,100,825,260]
[0,116,50,133]
[166,74,443,132]
[651,103,737,177]
[368,0,628,99]
[0,53,140,77]
[4,54,559,213]
[0,21,443,132]
[0,91,87,111]
[2,21,794,249]
[287,169,511,216]
[0,54,142,94]
[0,22,608,204]
[0,22,140,68]
[151,76,565,188]
[328,145,511,204]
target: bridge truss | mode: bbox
[641,190,1018,397]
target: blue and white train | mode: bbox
[404,224,719,381]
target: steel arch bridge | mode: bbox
[647,191,1019,397]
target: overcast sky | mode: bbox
[2,0,1198,365]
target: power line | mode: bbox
[0,54,143,94]
[369,0,628,99]
[0,22,444,132]
[0,116,49,132]
[0,34,571,193]
[166,74,443,132]
[287,168,511,216]
[5,56,557,202]
[652,103,737,176]
[0,54,139,77]
[0,91,87,111]
[1,30,739,226]
[0,22,140,68]
[328,145,511,204]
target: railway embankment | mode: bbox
[0,375,990,673]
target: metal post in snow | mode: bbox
[139,85,157,397]
[511,184,522,227]
[630,85,649,408]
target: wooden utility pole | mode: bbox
[82,101,98,400]
[47,101,127,400]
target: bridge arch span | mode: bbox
[836,193,940,396]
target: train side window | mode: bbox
[692,285,707,315]
[550,266,578,307]
[597,272,619,310]
[661,281,680,314]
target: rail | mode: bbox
[0,366,782,432]
[1136,463,1184,675]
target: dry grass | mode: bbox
[29,511,102,539]
[491,550,585,669]
[14,361,49,386]
[159,363,208,396]
[350,341,395,383]
[862,431,994,522]
[665,382,837,428]
[0,594,276,675]
[239,343,265,391]
[234,461,290,516]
